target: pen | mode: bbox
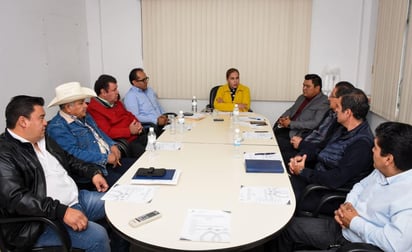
[254,152,276,155]
[249,117,262,120]
[254,130,268,133]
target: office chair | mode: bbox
[205,85,221,110]
[0,216,84,252]
[296,184,350,218]
[294,185,383,252]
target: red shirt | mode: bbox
[87,97,139,142]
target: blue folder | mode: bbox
[245,159,284,173]
[133,169,176,180]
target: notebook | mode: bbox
[245,159,284,173]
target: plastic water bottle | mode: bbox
[233,103,240,124]
[191,96,198,113]
[147,127,157,152]
[233,128,242,158]
[177,110,185,133]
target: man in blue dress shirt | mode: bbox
[124,68,168,135]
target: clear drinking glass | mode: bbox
[168,114,176,135]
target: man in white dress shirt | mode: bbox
[0,95,111,251]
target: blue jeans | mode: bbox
[34,190,110,252]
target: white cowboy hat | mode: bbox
[48,82,96,107]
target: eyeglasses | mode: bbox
[136,77,149,83]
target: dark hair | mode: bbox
[340,88,369,120]
[226,68,239,79]
[375,122,412,171]
[6,95,44,129]
[94,74,117,95]
[304,74,322,89]
[129,68,144,85]
[335,81,355,98]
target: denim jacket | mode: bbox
[47,111,115,174]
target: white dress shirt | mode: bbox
[8,129,78,206]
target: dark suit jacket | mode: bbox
[281,92,329,137]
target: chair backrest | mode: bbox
[207,85,221,109]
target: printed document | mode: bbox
[101,184,155,203]
[239,186,291,205]
[180,209,231,243]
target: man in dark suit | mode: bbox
[274,74,329,164]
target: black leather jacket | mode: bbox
[0,130,101,249]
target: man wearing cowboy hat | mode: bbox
[47,82,133,187]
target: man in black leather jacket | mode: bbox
[0,95,110,251]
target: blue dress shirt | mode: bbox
[124,86,164,124]
[343,169,412,251]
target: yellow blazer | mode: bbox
[214,83,251,112]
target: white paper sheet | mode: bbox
[180,209,231,243]
[101,184,155,203]
[243,152,282,160]
[239,186,291,205]
[242,131,273,139]
[155,142,182,150]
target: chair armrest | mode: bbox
[0,216,71,252]
[141,122,157,129]
[298,184,350,217]
[163,112,177,117]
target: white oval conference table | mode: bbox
[105,112,295,251]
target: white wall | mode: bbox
[86,0,143,95]
[309,0,378,95]
[0,0,90,128]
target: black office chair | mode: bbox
[205,85,221,110]
[296,184,350,218]
[0,216,84,252]
[294,185,383,252]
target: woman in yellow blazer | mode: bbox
[214,68,251,112]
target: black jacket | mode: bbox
[0,130,101,250]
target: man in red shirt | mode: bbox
[87,74,147,158]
